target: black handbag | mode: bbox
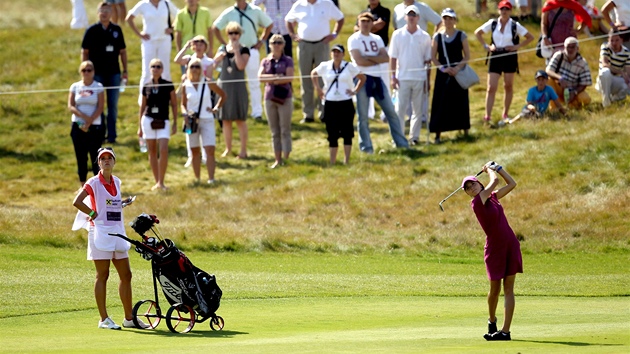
[183,78,205,134]
[150,119,166,129]
[271,85,290,104]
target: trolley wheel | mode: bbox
[210,316,224,331]
[166,304,195,333]
[132,299,161,329]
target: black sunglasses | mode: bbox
[150,65,162,69]
[228,31,240,35]
[270,41,284,45]
[81,68,93,73]
[189,65,201,69]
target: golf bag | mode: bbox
[130,214,222,318]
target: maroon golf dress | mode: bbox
[471,192,523,281]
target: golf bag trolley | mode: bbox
[109,213,224,333]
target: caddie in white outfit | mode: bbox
[72,148,149,331]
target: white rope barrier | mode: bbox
[0,30,627,96]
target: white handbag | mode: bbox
[440,33,480,89]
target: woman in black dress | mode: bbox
[429,8,471,144]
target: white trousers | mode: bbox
[397,80,426,140]
[138,38,172,105]
[597,68,628,100]
[245,48,263,117]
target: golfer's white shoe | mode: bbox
[122,318,150,329]
[98,317,121,330]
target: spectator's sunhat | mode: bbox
[498,0,513,9]
[564,37,579,47]
[405,5,420,15]
[441,8,457,18]
[534,70,548,79]
[97,147,116,160]
[331,44,345,53]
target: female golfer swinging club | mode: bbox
[462,161,521,341]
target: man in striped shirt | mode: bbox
[597,30,630,107]
[545,37,592,109]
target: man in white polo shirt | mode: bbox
[392,0,441,134]
[389,5,432,145]
[349,12,408,153]
[285,0,344,123]
[213,0,273,121]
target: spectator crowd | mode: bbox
[70,0,630,189]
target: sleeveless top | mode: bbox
[184,78,214,119]
[436,31,464,67]
[85,174,130,252]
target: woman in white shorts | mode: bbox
[181,58,226,184]
[138,58,178,191]
[174,35,215,168]
[72,147,148,330]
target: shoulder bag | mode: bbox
[183,78,205,134]
[440,33,479,90]
[536,7,563,59]
[269,57,291,104]
[320,62,349,122]
[165,0,174,41]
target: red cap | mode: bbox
[498,0,513,9]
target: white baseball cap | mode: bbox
[405,5,420,15]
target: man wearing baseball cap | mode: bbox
[545,36,592,109]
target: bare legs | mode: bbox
[485,72,515,119]
[329,145,352,165]
[487,274,516,333]
[221,120,248,158]
[94,258,133,321]
[110,3,127,25]
[147,138,169,190]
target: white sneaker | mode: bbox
[603,94,611,108]
[184,157,193,168]
[98,317,121,330]
[122,318,150,329]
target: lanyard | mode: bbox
[189,9,197,35]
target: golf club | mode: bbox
[438,162,496,211]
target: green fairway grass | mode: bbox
[1,246,628,353]
[1,1,629,352]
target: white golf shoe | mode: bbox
[98,317,121,330]
[122,318,150,329]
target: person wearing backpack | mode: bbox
[475,0,534,123]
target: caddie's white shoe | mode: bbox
[122,318,150,329]
[98,317,121,330]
